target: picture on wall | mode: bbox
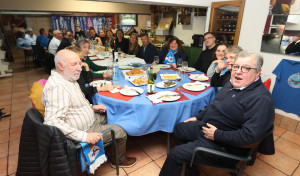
[120,14,138,26]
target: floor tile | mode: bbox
[9,139,20,155]
[7,154,18,175]
[93,162,127,176]
[154,154,167,168]
[0,130,9,144]
[123,144,152,174]
[280,116,298,132]
[295,123,300,135]
[0,157,7,176]
[244,159,286,176]
[137,135,167,160]
[11,95,31,105]
[0,94,11,101]
[282,131,300,146]
[128,162,161,176]
[259,151,299,175]
[9,127,22,141]
[275,138,300,161]
[0,118,10,132]
[197,165,231,176]
[11,90,29,99]
[10,117,25,129]
[0,99,11,107]
[274,126,286,137]
[0,142,8,158]
[293,165,300,176]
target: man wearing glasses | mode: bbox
[160,51,275,176]
[57,30,74,52]
[193,32,217,73]
[211,46,243,87]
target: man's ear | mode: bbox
[57,62,64,72]
[257,69,262,77]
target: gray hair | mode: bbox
[235,50,264,69]
[225,45,243,55]
[54,51,65,68]
[76,38,89,48]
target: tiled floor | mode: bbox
[1,48,300,176]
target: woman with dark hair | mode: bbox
[128,33,140,55]
[158,36,187,68]
[207,44,228,77]
[104,29,115,49]
[115,29,129,53]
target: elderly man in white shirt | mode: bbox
[42,49,136,169]
[48,30,63,55]
[25,28,37,45]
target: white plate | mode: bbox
[120,87,144,96]
[156,81,177,88]
[128,77,148,86]
[183,83,206,91]
[156,64,171,69]
[89,80,112,87]
[189,74,209,81]
[160,74,180,80]
[155,91,180,102]
[179,67,196,72]
[119,66,134,70]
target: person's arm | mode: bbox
[210,72,225,87]
[85,56,107,71]
[207,62,217,77]
[214,94,274,146]
[133,44,140,55]
[77,70,97,98]
[285,37,300,54]
[43,85,88,142]
[158,47,167,64]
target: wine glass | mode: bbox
[177,58,183,69]
[182,61,188,78]
[154,56,160,64]
[176,70,182,91]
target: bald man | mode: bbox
[42,50,136,168]
[48,30,63,55]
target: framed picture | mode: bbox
[120,14,138,26]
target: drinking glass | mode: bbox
[154,56,160,64]
[176,70,182,91]
[182,61,188,78]
[107,63,114,81]
[177,58,183,69]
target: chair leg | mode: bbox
[181,163,186,176]
[112,133,119,175]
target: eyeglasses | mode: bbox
[204,37,214,41]
[231,64,258,73]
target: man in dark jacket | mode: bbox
[193,32,217,73]
[160,51,275,176]
[57,30,73,52]
[138,34,157,64]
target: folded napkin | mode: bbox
[147,94,163,104]
[110,88,120,93]
[79,139,107,174]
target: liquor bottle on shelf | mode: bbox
[147,66,155,94]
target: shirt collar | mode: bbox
[230,76,260,91]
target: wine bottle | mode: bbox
[147,66,155,94]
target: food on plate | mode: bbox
[161,74,178,80]
[126,68,144,76]
[131,77,148,85]
[119,66,133,70]
[164,81,176,87]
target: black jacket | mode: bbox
[194,45,217,73]
[16,108,78,176]
[138,43,157,64]
[210,71,231,87]
[116,38,129,53]
[57,38,72,53]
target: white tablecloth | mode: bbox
[93,52,146,67]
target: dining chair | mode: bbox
[181,126,274,176]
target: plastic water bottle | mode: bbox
[113,58,119,85]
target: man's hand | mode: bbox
[97,84,114,92]
[172,63,177,68]
[215,60,226,73]
[85,132,103,144]
[95,37,103,46]
[92,104,107,113]
[184,117,197,123]
[202,123,217,140]
[103,72,111,80]
[81,62,90,71]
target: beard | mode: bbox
[63,68,81,82]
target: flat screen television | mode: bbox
[120,14,138,26]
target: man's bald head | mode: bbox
[53,30,62,40]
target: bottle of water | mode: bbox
[112,58,119,85]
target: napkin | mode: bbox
[110,88,120,93]
[147,94,163,104]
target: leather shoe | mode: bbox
[111,156,137,168]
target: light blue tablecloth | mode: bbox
[92,68,218,136]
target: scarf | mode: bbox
[163,48,177,64]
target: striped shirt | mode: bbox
[42,70,94,142]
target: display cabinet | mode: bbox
[209,0,245,45]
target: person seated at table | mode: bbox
[157,36,186,68]
[285,37,300,55]
[207,44,228,77]
[90,28,103,46]
[66,46,114,103]
[48,30,62,55]
[74,25,86,41]
[76,38,109,79]
[42,49,137,169]
[99,29,106,45]
[137,33,157,64]
[61,28,66,36]
[16,30,34,55]
[86,29,91,39]
[57,30,74,52]
[115,29,129,53]
[128,32,140,55]
[25,27,37,46]
[104,29,115,49]
[210,46,243,87]
[36,28,50,48]
[159,50,275,176]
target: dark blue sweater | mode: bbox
[196,77,274,147]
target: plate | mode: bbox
[189,74,209,81]
[129,77,148,86]
[155,91,180,101]
[120,87,144,96]
[182,83,206,91]
[156,64,171,69]
[89,80,112,87]
[179,67,196,72]
[160,74,180,80]
[119,66,134,70]
[156,81,177,88]
[128,63,142,67]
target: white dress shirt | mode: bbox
[48,37,61,55]
[25,33,37,45]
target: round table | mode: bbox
[92,67,218,136]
